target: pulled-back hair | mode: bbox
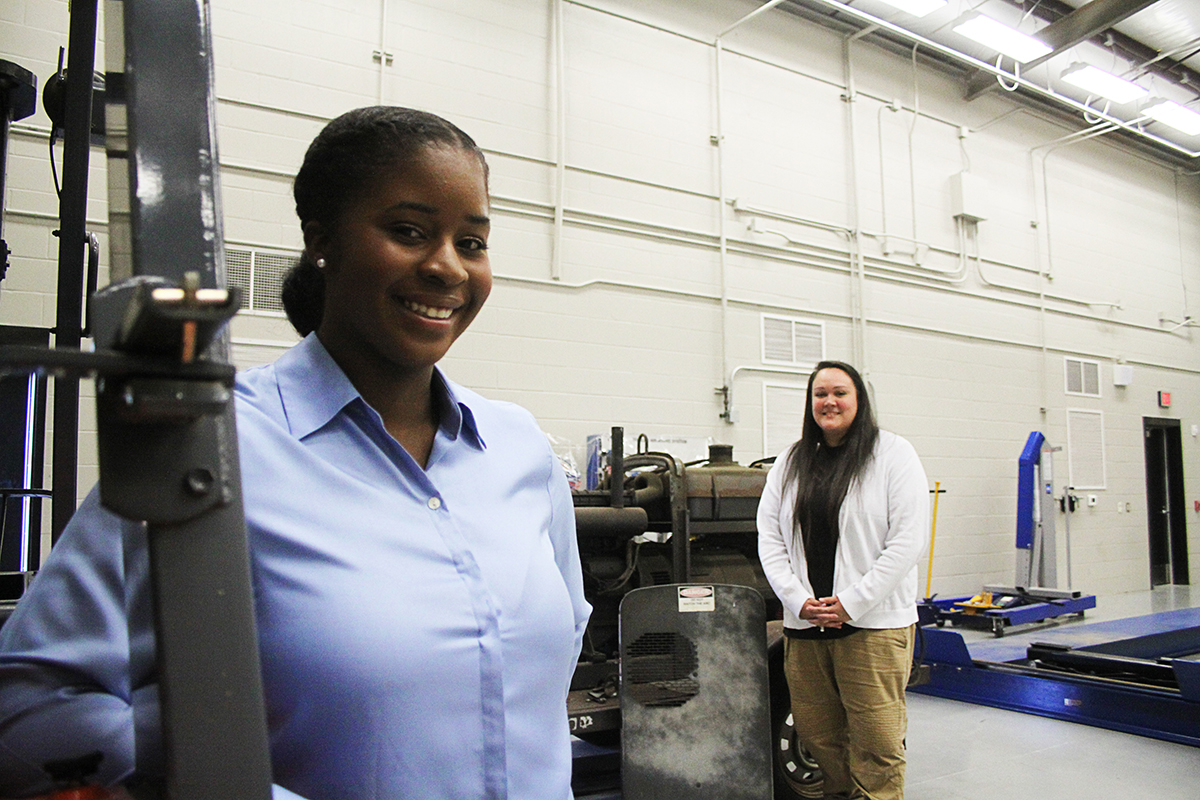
[281,106,488,336]
[783,360,879,554]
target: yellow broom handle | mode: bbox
[925,480,941,599]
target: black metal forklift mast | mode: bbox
[49,0,99,541]
[0,0,273,795]
[100,0,274,796]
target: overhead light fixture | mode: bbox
[874,0,947,17]
[1060,63,1148,105]
[1143,99,1200,136]
[952,12,1052,63]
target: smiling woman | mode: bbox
[758,360,930,800]
[285,108,494,466]
[810,366,858,448]
[0,108,591,800]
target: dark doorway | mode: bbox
[1143,418,1188,587]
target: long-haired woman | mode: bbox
[758,360,929,800]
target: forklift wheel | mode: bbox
[771,707,825,799]
[770,658,824,799]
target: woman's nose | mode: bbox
[420,239,468,285]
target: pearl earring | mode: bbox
[316,257,327,269]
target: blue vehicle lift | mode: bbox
[926,432,1096,637]
[911,611,1200,747]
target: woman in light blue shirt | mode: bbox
[0,107,591,800]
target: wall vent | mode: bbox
[762,314,824,368]
[225,246,296,314]
[1064,356,1101,397]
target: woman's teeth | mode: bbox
[404,300,453,320]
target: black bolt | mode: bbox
[184,468,215,496]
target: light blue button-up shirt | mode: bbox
[0,334,591,800]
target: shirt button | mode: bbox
[427,497,442,510]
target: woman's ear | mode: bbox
[303,220,331,268]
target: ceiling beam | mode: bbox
[1022,0,1161,70]
[965,0,1168,100]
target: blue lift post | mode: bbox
[927,432,1096,637]
[1015,430,1045,579]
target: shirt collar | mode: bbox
[274,334,485,449]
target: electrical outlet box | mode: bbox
[950,171,988,223]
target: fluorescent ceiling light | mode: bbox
[952,12,1052,63]
[874,0,948,17]
[1143,100,1200,136]
[1060,63,1148,105]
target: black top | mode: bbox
[786,443,860,640]
[803,443,842,599]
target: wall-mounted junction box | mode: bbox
[950,171,988,223]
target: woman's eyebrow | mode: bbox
[385,201,490,226]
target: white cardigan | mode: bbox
[757,430,930,630]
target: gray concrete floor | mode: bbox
[905,585,1200,800]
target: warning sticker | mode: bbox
[677,585,715,613]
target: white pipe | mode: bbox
[3,179,1125,314]
[487,273,1200,374]
[377,0,388,103]
[908,44,919,246]
[877,103,894,241]
[715,39,731,422]
[551,0,567,281]
[724,364,812,417]
[735,197,1026,276]
[1160,316,1197,332]
[711,0,790,423]
[1,189,1133,316]
[716,0,790,39]
[491,270,1200,371]
[200,6,1195,166]
[485,267,1200,420]
[1030,123,1123,281]
[844,29,875,374]
[1173,171,1192,318]
[968,222,1112,307]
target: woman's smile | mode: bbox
[311,145,492,382]
[400,297,458,320]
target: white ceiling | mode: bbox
[779,0,1200,162]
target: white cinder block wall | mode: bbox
[1,0,1198,599]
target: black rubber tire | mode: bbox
[769,652,824,799]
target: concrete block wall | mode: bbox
[1,0,1197,598]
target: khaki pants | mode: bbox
[783,625,915,800]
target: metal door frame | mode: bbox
[1143,417,1189,586]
